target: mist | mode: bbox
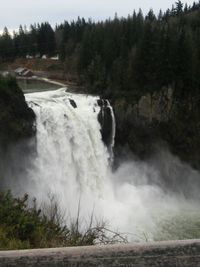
[2,89,200,242]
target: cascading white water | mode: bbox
[25,89,112,213]
[21,87,200,242]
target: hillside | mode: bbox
[1,1,200,167]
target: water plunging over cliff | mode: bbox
[5,87,200,242]
[25,89,115,219]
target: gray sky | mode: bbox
[0,0,195,32]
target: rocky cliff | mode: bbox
[113,87,200,169]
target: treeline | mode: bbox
[0,23,56,60]
[1,1,200,100]
[57,0,200,100]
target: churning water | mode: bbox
[4,87,200,242]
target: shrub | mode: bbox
[0,191,127,250]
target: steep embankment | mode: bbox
[0,75,35,144]
[113,87,200,169]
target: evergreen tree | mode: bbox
[0,27,14,61]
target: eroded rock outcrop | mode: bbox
[113,87,200,169]
[97,99,114,149]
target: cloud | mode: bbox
[0,0,195,31]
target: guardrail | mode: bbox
[0,239,200,267]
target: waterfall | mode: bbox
[4,87,200,242]
[25,88,113,218]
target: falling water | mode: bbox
[25,88,114,220]
[5,87,200,242]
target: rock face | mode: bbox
[136,87,173,122]
[69,98,77,108]
[113,87,200,169]
[97,99,113,148]
[0,76,36,144]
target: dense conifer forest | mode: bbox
[1,1,200,100]
[1,1,200,166]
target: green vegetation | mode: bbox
[1,1,200,99]
[0,191,87,249]
[1,2,200,250]
[0,191,126,250]
[1,1,200,166]
[0,23,56,60]
[0,75,35,144]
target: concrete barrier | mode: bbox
[0,239,200,267]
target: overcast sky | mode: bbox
[0,0,195,32]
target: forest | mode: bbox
[1,1,200,100]
[1,0,200,251]
[1,1,200,166]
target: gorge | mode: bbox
[1,83,200,244]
